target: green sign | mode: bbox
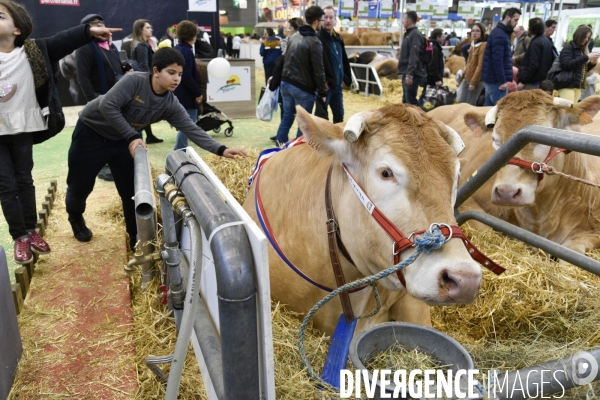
[566,17,598,42]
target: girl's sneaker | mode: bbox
[29,231,51,254]
[14,237,33,264]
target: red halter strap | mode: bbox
[342,165,505,285]
[507,147,569,182]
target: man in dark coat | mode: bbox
[517,18,555,91]
[260,28,282,84]
[316,6,351,123]
[397,11,426,105]
[419,28,445,106]
[173,21,204,150]
[274,6,326,144]
[481,7,521,105]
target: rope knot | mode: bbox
[413,226,446,254]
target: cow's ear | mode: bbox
[295,106,343,156]
[573,95,600,125]
[464,111,489,137]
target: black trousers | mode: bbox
[65,120,137,246]
[0,133,36,239]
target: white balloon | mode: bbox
[207,58,231,79]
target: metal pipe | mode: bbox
[165,209,202,400]
[156,175,185,315]
[455,126,600,208]
[192,293,225,398]
[556,0,564,48]
[166,150,260,400]
[133,146,157,288]
[490,348,600,400]
[457,210,600,277]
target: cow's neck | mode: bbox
[516,152,600,241]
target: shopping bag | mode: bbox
[256,86,278,122]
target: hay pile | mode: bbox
[344,75,459,113]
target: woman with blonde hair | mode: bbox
[556,25,600,102]
[457,23,486,105]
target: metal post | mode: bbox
[133,146,157,288]
[556,0,564,48]
[166,150,260,399]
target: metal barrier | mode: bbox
[455,125,600,276]
[349,63,384,98]
[454,125,600,398]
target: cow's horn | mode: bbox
[484,106,497,128]
[443,125,466,156]
[553,97,574,108]
[343,112,373,142]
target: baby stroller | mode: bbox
[196,102,234,137]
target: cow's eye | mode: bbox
[381,169,393,178]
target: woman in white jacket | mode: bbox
[232,34,242,58]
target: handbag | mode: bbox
[421,85,457,112]
[547,56,574,89]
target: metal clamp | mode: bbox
[429,223,453,242]
[326,218,339,234]
[531,162,544,174]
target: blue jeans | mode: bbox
[402,75,423,105]
[0,133,36,239]
[174,108,199,150]
[275,81,316,144]
[326,83,344,123]
[483,82,508,106]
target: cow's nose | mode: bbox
[493,185,522,205]
[439,267,481,303]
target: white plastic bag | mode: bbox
[256,87,279,122]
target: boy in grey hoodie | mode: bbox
[66,48,247,249]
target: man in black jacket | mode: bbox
[517,18,555,91]
[397,11,426,105]
[316,6,351,123]
[274,6,327,145]
[419,28,444,106]
[76,14,123,182]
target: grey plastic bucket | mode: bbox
[348,322,475,399]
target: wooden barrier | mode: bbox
[14,267,29,300]
[11,284,23,315]
[8,181,58,315]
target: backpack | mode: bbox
[422,37,433,64]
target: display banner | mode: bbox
[339,0,356,18]
[457,1,478,19]
[379,0,395,19]
[39,0,80,5]
[189,0,217,12]
[566,16,598,41]
[207,67,252,102]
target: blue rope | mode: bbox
[297,226,448,391]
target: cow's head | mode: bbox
[464,91,600,207]
[295,105,482,305]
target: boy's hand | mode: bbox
[223,148,248,159]
[90,27,122,41]
[129,138,147,157]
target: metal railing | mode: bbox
[349,63,384,98]
[454,125,600,276]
